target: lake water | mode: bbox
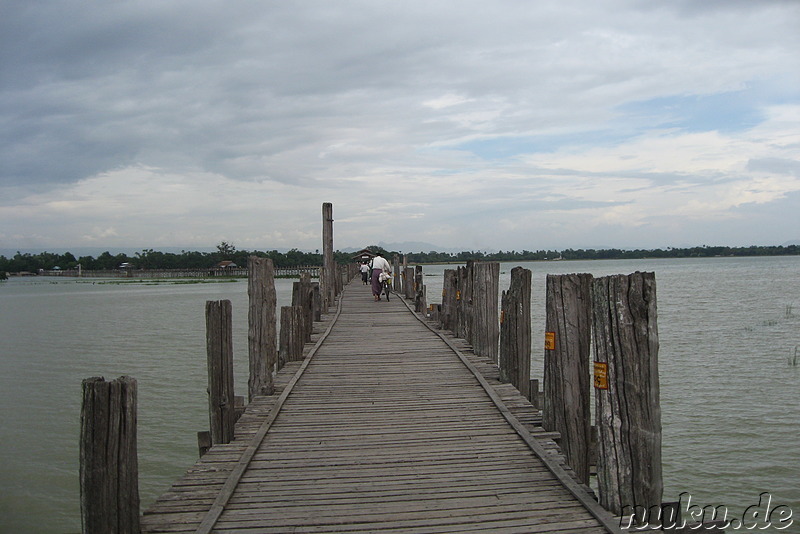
[1,256,798,533]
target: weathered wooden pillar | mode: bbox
[279,305,305,369]
[322,202,335,310]
[471,262,500,362]
[441,269,457,332]
[402,255,408,294]
[392,254,401,292]
[403,267,414,299]
[292,273,314,342]
[80,376,140,534]
[414,265,423,311]
[311,282,321,321]
[592,272,662,516]
[455,262,474,341]
[247,256,276,401]
[499,266,531,399]
[543,273,593,484]
[206,299,235,444]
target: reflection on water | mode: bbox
[1,258,798,533]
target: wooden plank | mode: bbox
[142,281,621,534]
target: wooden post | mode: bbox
[414,265,424,311]
[248,256,276,401]
[392,255,401,293]
[441,269,457,333]
[529,378,540,409]
[279,305,305,368]
[402,255,408,294]
[80,376,140,534]
[206,299,235,445]
[592,272,662,516]
[499,266,531,399]
[471,262,499,362]
[311,282,321,321]
[455,263,474,341]
[403,267,414,299]
[292,273,314,342]
[322,202,335,310]
[543,273,593,485]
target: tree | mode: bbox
[216,241,236,257]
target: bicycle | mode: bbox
[379,274,392,301]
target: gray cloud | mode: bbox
[1,0,798,251]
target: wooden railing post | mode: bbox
[543,273,593,485]
[471,262,500,363]
[401,266,412,299]
[592,272,662,517]
[392,255,401,294]
[279,305,305,369]
[499,266,531,399]
[322,202,335,310]
[441,269,457,332]
[80,376,140,534]
[455,262,474,341]
[311,282,322,321]
[292,273,314,342]
[248,256,276,400]
[206,299,235,445]
[414,265,425,312]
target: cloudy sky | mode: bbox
[2,1,799,254]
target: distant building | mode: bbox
[352,249,376,264]
[216,260,238,269]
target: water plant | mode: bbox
[790,346,799,367]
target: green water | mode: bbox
[1,257,798,532]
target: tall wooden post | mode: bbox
[206,299,235,444]
[403,267,414,299]
[322,203,335,310]
[292,273,314,342]
[402,255,408,294]
[441,269,457,332]
[311,282,321,321]
[80,376,140,534]
[279,305,305,369]
[592,272,662,516]
[499,266,531,399]
[455,262,474,341]
[248,256,276,401]
[543,273,593,484]
[392,255,401,292]
[471,262,499,362]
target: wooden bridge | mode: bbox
[140,280,622,533]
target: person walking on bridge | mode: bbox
[370,252,391,301]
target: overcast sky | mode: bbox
[2,1,799,254]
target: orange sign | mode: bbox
[593,361,609,389]
[500,310,505,324]
[456,290,461,301]
[544,332,555,350]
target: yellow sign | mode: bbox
[544,332,555,350]
[456,290,461,301]
[593,361,609,390]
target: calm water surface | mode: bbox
[1,257,798,533]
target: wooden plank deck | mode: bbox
[142,281,623,533]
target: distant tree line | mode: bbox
[400,244,800,263]
[0,242,351,274]
[1,243,798,275]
